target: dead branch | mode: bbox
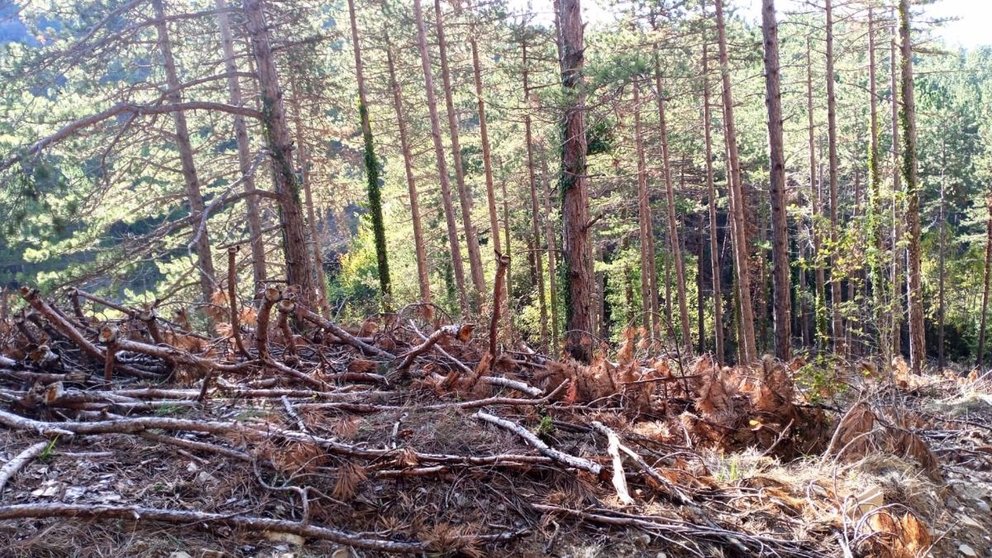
[474,410,602,476]
[256,285,280,362]
[0,503,426,552]
[592,421,634,505]
[489,252,510,360]
[591,421,691,504]
[396,323,474,370]
[227,247,250,358]
[302,309,394,359]
[0,441,50,495]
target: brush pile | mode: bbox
[0,285,991,557]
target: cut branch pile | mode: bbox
[0,288,989,556]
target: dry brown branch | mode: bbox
[397,323,473,370]
[0,503,426,552]
[227,247,250,358]
[488,252,510,360]
[0,441,50,495]
[303,309,394,359]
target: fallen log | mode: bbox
[474,410,602,476]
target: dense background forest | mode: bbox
[6,2,992,556]
[1,0,990,370]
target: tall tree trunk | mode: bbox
[434,0,486,304]
[557,0,594,362]
[412,0,468,314]
[215,0,267,290]
[347,0,390,302]
[242,0,317,304]
[633,83,657,339]
[807,36,827,353]
[653,55,690,353]
[899,0,925,374]
[385,41,432,304]
[469,37,500,256]
[937,155,946,371]
[540,148,561,354]
[288,75,330,316]
[697,214,706,354]
[761,0,791,360]
[522,39,548,348]
[825,0,843,354]
[867,5,889,362]
[702,36,724,364]
[152,0,215,304]
[714,0,757,363]
[890,20,904,358]
[978,193,992,369]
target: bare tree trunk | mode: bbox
[697,214,706,354]
[540,150,561,355]
[522,40,548,348]
[653,56,690,353]
[937,154,946,371]
[215,0,267,290]
[807,37,827,353]
[385,41,432,305]
[434,0,486,304]
[867,5,889,363]
[347,0,391,302]
[242,0,316,304]
[288,75,330,316]
[702,36,724,365]
[825,0,843,354]
[899,0,925,374]
[469,37,500,256]
[152,0,215,303]
[633,83,656,339]
[714,0,756,363]
[557,0,595,362]
[761,0,791,360]
[412,0,468,314]
[890,20,904,358]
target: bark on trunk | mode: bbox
[288,75,329,316]
[540,149,561,355]
[522,39,548,349]
[347,0,391,301]
[385,41,432,305]
[807,37,827,353]
[867,5,888,361]
[899,0,925,374]
[413,0,468,314]
[701,37,724,364]
[633,83,656,339]
[557,0,595,362]
[215,0,267,290]
[825,0,843,353]
[242,0,317,305]
[469,37,500,257]
[715,0,757,363]
[761,0,791,360]
[434,0,486,304]
[153,0,215,303]
[890,21,904,358]
[653,56,690,353]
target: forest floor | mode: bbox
[1,289,991,557]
